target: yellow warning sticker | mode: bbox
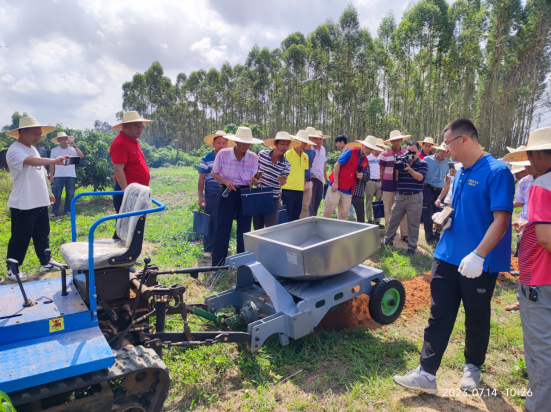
[49,317,64,333]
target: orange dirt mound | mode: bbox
[510,256,519,272]
[317,272,432,332]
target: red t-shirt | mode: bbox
[109,131,150,186]
[519,172,551,285]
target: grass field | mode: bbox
[0,167,529,411]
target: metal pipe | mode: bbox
[61,268,68,296]
[155,265,229,275]
[156,297,167,333]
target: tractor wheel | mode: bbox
[369,278,406,325]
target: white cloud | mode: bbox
[190,37,239,66]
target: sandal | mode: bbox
[505,302,520,311]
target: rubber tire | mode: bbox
[369,278,406,325]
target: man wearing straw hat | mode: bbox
[364,138,387,226]
[418,137,435,160]
[300,127,320,219]
[380,130,409,240]
[198,130,233,258]
[394,118,514,395]
[281,130,315,222]
[109,111,153,214]
[211,126,262,267]
[503,127,551,411]
[323,136,378,220]
[5,117,71,280]
[422,142,449,245]
[308,129,329,217]
[253,132,295,229]
[49,132,84,217]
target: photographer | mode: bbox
[382,141,428,255]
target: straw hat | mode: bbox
[432,142,448,152]
[112,111,153,129]
[224,126,263,145]
[376,138,390,150]
[291,130,317,146]
[6,116,56,138]
[511,164,526,175]
[204,130,236,148]
[507,145,526,153]
[384,130,411,144]
[418,137,435,146]
[344,141,362,149]
[50,131,75,144]
[354,135,380,151]
[264,131,301,149]
[315,129,330,139]
[304,127,322,138]
[503,127,551,162]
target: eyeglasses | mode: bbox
[444,135,463,145]
[131,124,146,130]
[409,151,418,154]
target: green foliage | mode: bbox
[0,390,16,412]
[326,151,341,168]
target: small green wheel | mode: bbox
[369,278,406,325]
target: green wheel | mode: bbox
[369,278,406,325]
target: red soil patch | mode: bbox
[510,256,519,272]
[317,272,432,331]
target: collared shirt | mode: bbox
[258,150,291,198]
[282,148,309,191]
[199,150,219,195]
[367,153,381,179]
[397,158,428,193]
[424,154,450,188]
[352,165,371,197]
[310,146,327,182]
[435,154,514,273]
[110,131,150,186]
[419,150,433,160]
[380,147,407,192]
[303,148,316,180]
[212,147,258,186]
[327,148,366,195]
[515,174,535,221]
[519,171,551,285]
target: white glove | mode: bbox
[458,252,485,278]
[432,212,452,232]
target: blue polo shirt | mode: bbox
[304,148,316,180]
[424,155,450,188]
[434,154,514,273]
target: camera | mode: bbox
[394,150,414,171]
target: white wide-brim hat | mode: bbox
[304,126,322,138]
[204,130,235,148]
[376,138,390,150]
[264,131,301,148]
[6,116,56,139]
[503,127,551,162]
[418,137,435,146]
[315,129,330,139]
[354,135,380,151]
[51,131,75,144]
[506,145,526,153]
[291,130,317,146]
[112,111,153,129]
[432,142,448,152]
[224,126,263,145]
[384,129,411,144]
[511,164,526,174]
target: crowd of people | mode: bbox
[4,111,551,411]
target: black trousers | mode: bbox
[203,191,222,253]
[7,206,51,267]
[420,258,498,375]
[423,184,442,243]
[308,179,324,217]
[212,188,252,267]
[253,198,280,230]
[351,195,365,223]
[113,181,123,213]
[282,189,303,222]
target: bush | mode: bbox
[326,150,341,169]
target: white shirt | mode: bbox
[7,142,50,210]
[368,153,381,179]
[310,146,327,182]
[50,146,78,177]
[444,165,463,204]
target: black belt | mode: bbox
[305,178,312,182]
[397,191,421,196]
[424,183,443,191]
[370,179,381,182]
[219,184,249,191]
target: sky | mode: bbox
[0,0,549,131]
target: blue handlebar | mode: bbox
[69,191,165,321]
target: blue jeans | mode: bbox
[52,177,76,216]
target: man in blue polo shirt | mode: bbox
[383,141,428,255]
[393,119,514,394]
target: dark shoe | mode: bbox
[406,249,415,256]
[401,236,408,243]
[381,240,393,247]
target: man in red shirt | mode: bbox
[503,126,551,412]
[109,111,153,212]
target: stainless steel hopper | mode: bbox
[244,217,380,280]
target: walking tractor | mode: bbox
[0,183,406,411]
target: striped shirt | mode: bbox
[257,150,291,198]
[519,171,551,286]
[199,151,219,194]
[397,158,428,194]
[212,147,258,186]
[380,147,407,192]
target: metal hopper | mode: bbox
[244,217,380,281]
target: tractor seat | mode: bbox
[60,183,152,271]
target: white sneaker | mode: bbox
[393,367,438,394]
[460,364,481,390]
[40,259,61,272]
[6,267,27,281]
